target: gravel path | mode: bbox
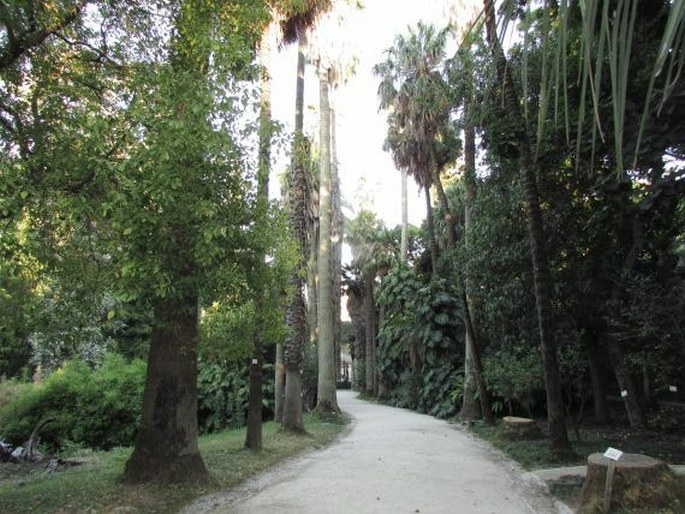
[183,390,571,514]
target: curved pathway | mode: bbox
[184,390,569,514]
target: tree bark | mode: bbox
[315,62,339,413]
[245,24,274,452]
[400,168,408,262]
[483,0,570,455]
[424,186,438,274]
[587,340,610,424]
[282,31,308,433]
[363,273,376,395]
[123,294,208,484]
[330,99,343,383]
[460,101,482,420]
[274,342,285,421]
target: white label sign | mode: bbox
[251,358,258,365]
[620,389,628,398]
[604,447,623,461]
[669,385,678,393]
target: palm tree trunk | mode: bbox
[484,0,570,455]
[363,273,376,395]
[283,31,308,432]
[400,168,408,262]
[424,185,438,274]
[315,62,339,413]
[330,97,343,383]
[460,98,482,420]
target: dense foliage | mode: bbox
[356,0,685,449]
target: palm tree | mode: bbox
[314,57,340,413]
[375,22,456,273]
[279,0,332,432]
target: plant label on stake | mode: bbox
[604,447,623,461]
[669,385,678,393]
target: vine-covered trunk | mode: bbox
[123,294,208,484]
[282,31,308,432]
[315,62,339,413]
[484,0,570,455]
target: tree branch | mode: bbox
[0,1,88,72]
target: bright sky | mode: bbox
[269,0,480,232]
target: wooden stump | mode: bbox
[502,416,543,439]
[579,452,679,513]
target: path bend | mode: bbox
[184,390,570,514]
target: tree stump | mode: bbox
[502,416,543,439]
[579,452,679,513]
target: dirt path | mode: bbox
[183,390,570,514]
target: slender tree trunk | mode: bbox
[424,185,438,274]
[274,342,285,421]
[461,291,494,425]
[315,63,339,413]
[123,294,208,484]
[484,0,570,455]
[430,152,457,250]
[363,273,376,395]
[587,341,610,424]
[400,168,408,262]
[330,99,343,383]
[283,31,308,432]
[460,98,482,420]
[245,26,274,451]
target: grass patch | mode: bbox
[469,421,685,470]
[0,413,346,513]
[469,421,685,512]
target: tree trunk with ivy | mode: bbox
[283,31,309,432]
[483,0,570,455]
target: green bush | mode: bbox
[197,357,275,434]
[0,354,145,451]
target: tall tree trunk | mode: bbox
[245,25,274,451]
[123,294,208,483]
[461,291,494,425]
[274,342,285,421]
[400,168,408,262]
[484,0,570,455]
[460,97,482,420]
[315,62,339,413]
[587,341,610,424]
[283,31,308,432]
[424,185,438,274]
[430,150,457,250]
[330,97,343,383]
[363,273,376,395]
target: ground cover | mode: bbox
[469,421,685,512]
[0,414,347,513]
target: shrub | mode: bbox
[0,354,144,451]
[197,357,275,434]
